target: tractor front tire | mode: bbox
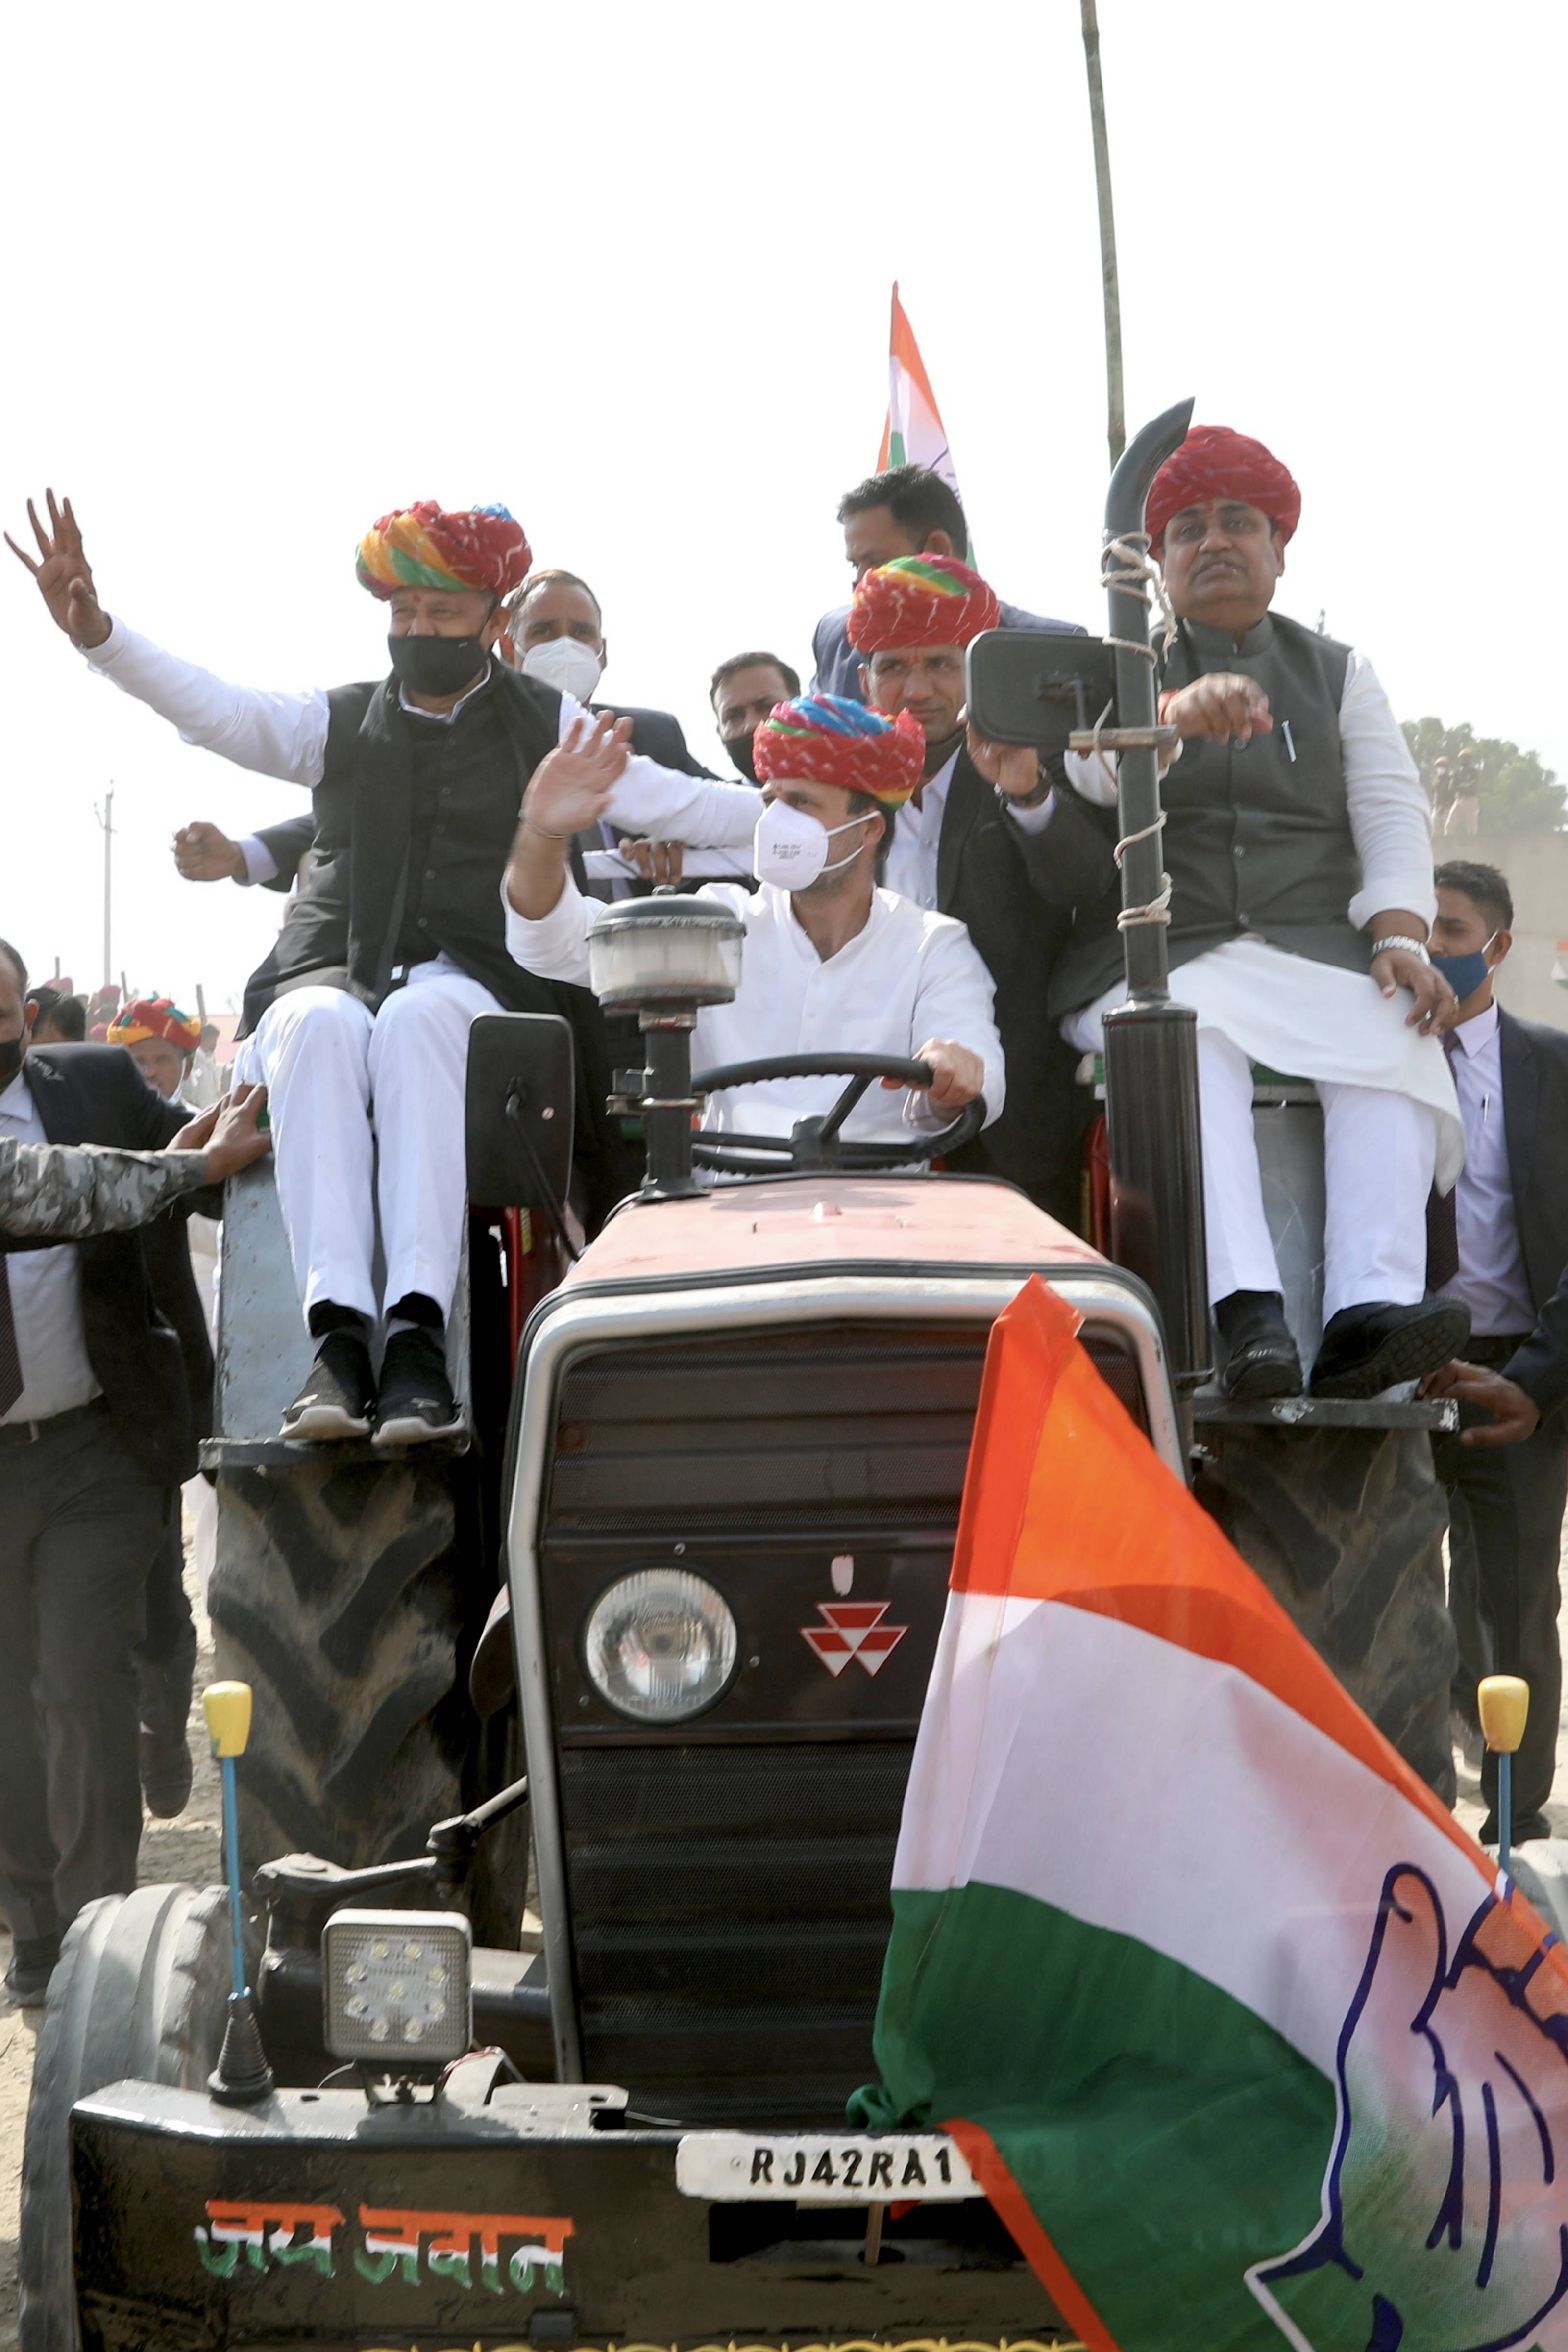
[20,1884,237,2352]
[208,1458,467,1868]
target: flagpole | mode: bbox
[1079,0,1126,467]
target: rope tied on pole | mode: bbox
[1093,529,1177,930]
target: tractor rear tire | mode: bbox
[19,1884,238,2352]
[1195,1423,1458,1801]
[208,1458,467,1868]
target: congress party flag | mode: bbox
[878,283,961,500]
[853,1275,1568,2352]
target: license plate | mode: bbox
[675,2130,979,2203]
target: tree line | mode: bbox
[1401,717,1565,835]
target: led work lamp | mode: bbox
[321,1908,473,2066]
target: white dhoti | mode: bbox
[1065,938,1464,1320]
[232,958,500,1331]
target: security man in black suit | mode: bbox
[501,567,719,901]
[0,940,245,2000]
[1419,862,1568,1844]
[852,554,1108,1226]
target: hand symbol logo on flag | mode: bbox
[1251,1865,1568,2352]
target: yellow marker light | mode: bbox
[1478,1675,1529,1755]
[203,1680,254,1758]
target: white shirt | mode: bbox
[884,749,958,912]
[0,1070,102,1424]
[1062,646,1435,930]
[1447,1001,1536,1336]
[504,877,1005,1153]
[82,619,764,850]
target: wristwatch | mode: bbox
[996,757,1054,815]
[1371,934,1430,962]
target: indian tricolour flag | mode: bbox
[878,283,961,498]
[854,1276,1568,2351]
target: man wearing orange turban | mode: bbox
[1049,424,1466,1405]
[848,554,1107,1224]
[10,493,764,1446]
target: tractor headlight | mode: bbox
[583,1568,738,1723]
[322,1909,472,2065]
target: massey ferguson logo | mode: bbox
[800,1601,907,1678]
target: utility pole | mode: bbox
[94,787,114,989]
[1080,0,1125,468]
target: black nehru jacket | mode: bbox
[1047,613,1361,1016]
[233,658,638,1228]
[241,659,564,1024]
[4,1048,218,1487]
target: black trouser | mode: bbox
[136,1501,197,1746]
[0,1405,169,1944]
[1436,1333,1568,1836]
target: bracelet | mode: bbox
[996,759,1055,815]
[1371,934,1430,962]
[521,812,576,842]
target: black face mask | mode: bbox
[723,729,759,784]
[0,1034,23,1085]
[387,632,490,699]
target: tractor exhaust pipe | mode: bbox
[1099,397,1212,1390]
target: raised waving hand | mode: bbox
[5,490,111,647]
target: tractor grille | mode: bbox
[538,1314,1149,2125]
[560,1742,906,2126]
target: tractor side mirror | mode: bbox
[966,628,1119,751]
[466,1013,576,1212]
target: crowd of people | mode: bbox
[3,425,1568,1998]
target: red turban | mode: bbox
[356,502,532,601]
[1145,426,1301,553]
[107,997,201,1052]
[847,555,1002,656]
[753,694,925,806]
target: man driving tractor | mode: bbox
[503,691,1003,1155]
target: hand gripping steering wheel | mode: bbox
[687,1052,986,1177]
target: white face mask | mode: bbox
[520,635,605,707]
[752,797,867,891]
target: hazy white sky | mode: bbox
[2,0,1560,1010]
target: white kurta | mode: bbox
[1062,643,1461,1318]
[80,619,765,849]
[505,878,1005,1156]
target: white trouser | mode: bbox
[232,964,500,1331]
[1198,1028,1438,1319]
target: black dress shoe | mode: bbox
[1478,1810,1551,1848]
[1309,1298,1471,1400]
[140,1721,194,1819]
[5,1935,59,2005]
[374,1327,463,1447]
[1216,1292,1304,1401]
[280,1330,376,1441]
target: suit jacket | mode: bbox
[811,599,1085,703]
[932,748,1113,1223]
[254,811,318,894]
[9,1047,217,1485]
[1490,1009,1568,1415]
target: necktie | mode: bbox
[1425,1033,1461,1291]
[0,1256,23,1416]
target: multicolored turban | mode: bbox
[846,554,1002,656]
[1145,426,1301,553]
[355,502,532,601]
[752,694,925,806]
[107,997,202,1052]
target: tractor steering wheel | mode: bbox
[688,1052,986,1177]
